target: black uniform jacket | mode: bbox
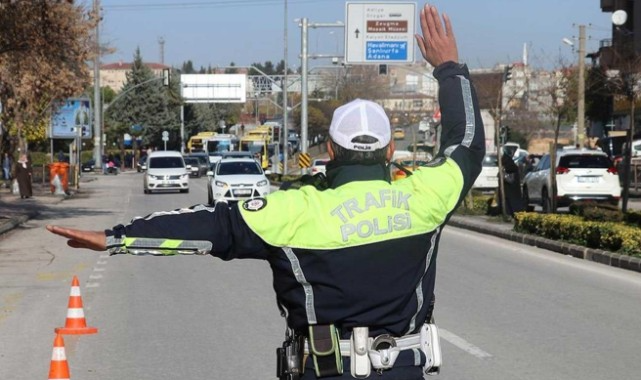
[106,61,485,342]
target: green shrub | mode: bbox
[625,210,641,228]
[514,212,641,257]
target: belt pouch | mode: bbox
[350,327,371,378]
[308,324,343,378]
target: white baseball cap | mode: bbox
[329,99,391,151]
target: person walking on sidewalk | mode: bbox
[2,152,12,180]
[15,153,33,199]
[47,4,485,379]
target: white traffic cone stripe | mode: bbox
[51,347,67,361]
[70,286,81,296]
[67,308,85,318]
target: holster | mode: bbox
[420,323,442,375]
[277,333,305,380]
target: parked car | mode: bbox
[522,149,621,213]
[472,153,499,191]
[206,157,271,204]
[81,159,95,172]
[311,158,329,176]
[143,151,190,194]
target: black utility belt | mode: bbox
[277,324,442,379]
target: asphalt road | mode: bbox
[1,172,641,379]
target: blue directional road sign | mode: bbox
[345,2,416,64]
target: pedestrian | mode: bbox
[2,152,12,180]
[499,149,526,217]
[15,153,33,199]
[46,5,484,379]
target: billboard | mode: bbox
[50,98,92,139]
[181,74,247,103]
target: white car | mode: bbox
[522,149,621,212]
[143,151,190,194]
[311,158,329,176]
[472,153,499,191]
[207,157,270,204]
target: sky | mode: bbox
[94,0,614,71]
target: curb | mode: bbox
[0,214,30,235]
[447,215,641,274]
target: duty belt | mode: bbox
[303,324,442,378]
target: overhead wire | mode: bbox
[103,0,334,11]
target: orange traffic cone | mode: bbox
[48,334,71,380]
[55,276,98,335]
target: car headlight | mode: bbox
[257,180,268,187]
[148,174,159,180]
[215,180,227,188]
[181,173,189,179]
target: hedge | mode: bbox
[514,212,641,257]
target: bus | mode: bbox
[239,135,270,169]
[205,134,239,165]
[187,132,217,153]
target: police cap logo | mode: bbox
[242,198,267,211]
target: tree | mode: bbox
[0,1,96,153]
[105,48,179,153]
[536,64,579,212]
[336,65,388,102]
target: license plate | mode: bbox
[235,189,252,195]
[577,177,599,183]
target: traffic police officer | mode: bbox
[47,4,485,379]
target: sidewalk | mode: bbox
[0,180,81,235]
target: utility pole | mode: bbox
[299,18,344,157]
[577,24,586,149]
[92,0,102,165]
[158,36,165,65]
[283,0,289,174]
[301,18,309,155]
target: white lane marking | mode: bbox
[97,260,108,265]
[439,328,493,359]
[89,274,103,280]
[99,254,109,259]
[93,267,105,272]
[86,282,100,288]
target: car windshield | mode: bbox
[559,155,611,169]
[183,158,198,166]
[482,154,498,167]
[149,156,184,169]
[218,161,262,175]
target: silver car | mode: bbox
[207,158,270,204]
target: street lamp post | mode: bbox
[299,18,344,156]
